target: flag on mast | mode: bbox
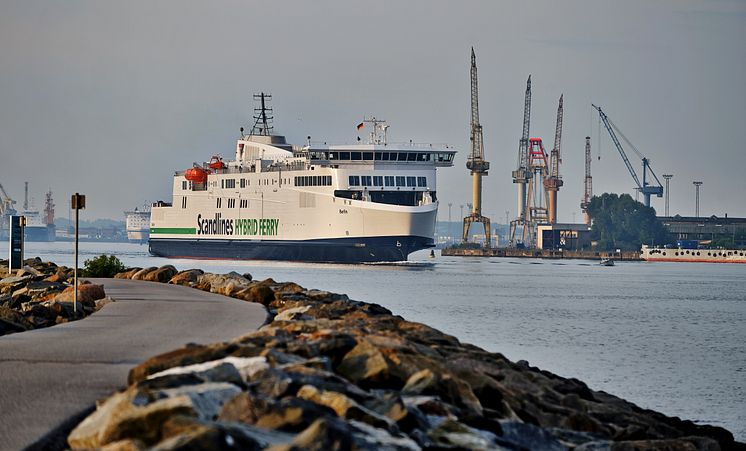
[356,122,364,130]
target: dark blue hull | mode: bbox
[25,225,55,242]
[148,236,435,263]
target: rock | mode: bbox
[67,388,197,449]
[196,273,252,295]
[234,282,275,306]
[144,265,178,283]
[55,284,106,303]
[17,265,42,277]
[0,305,33,334]
[255,398,337,432]
[157,382,242,421]
[336,339,396,388]
[114,268,142,279]
[265,418,355,451]
[128,343,239,384]
[131,267,158,281]
[154,417,293,450]
[426,418,504,450]
[498,420,567,451]
[168,269,204,286]
[275,306,312,322]
[0,275,33,287]
[296,385,396,431]
[100,439,146,451]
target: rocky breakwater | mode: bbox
[0,258,109,336]
[67,266,740,450]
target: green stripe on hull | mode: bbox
[150,227,196,235]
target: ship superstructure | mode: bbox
[149,95,456,263]
[125,206,151,243]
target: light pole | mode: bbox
[448,203,452,241]
[693,181,702,218]
[662,174,673,216]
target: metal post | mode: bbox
[71,193,85,314]
[693,181,702,218]
[74,204,79,313]
[662,174,673,217]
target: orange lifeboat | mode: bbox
[184,166,208,184]
[208,155,225,170]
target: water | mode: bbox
[4,241,745,440]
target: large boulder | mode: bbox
[131,267,158,281]
[55,284,106,303]
[114,268,143,279]
[143,266,178,283]
[167,269,204,286]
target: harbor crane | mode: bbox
[0,182,17,217]
[462,48,491,246]
[544,95,564,224]
[580,136,592,225]
[592,105,663,208]
[509,76,532,246]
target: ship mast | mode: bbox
[251,92,274,136]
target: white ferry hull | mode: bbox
[149,199,438,263]
[641,247,746,264]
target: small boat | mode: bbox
[600,259,615,266]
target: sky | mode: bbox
[1,0,745,223]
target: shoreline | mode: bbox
[54,265,741,450]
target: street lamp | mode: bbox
[662,174,673,216]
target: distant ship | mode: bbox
[148,93,456,263]
[125,206,150,243]
[23,184,55,242]
[641,245,746,263]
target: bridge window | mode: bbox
[406,176,416,187]
[373,176,383,186]
[349,175,360,186]
[351,152,362,160]
[417,176,427,187]
[340,152,350,160]
[363,152,374,160]
[384,176,394,186]
[395,176,406,187]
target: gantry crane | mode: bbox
[544,95,564,224]
[509,76,532,246]
[462,48,491,246]
[593,105,663,208]
[0,182,17,217]
[580,136,592,225]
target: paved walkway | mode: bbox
[0,278,266,450]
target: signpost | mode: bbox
[8,215,26,274]
[71,193,85,313]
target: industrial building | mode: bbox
[536,223,592,250]
[660,215,746,246]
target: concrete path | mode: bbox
[0,278,266,450]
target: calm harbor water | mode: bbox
[4,241,745,440]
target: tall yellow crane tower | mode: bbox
[462,48,491,246]
[544,95,564,224]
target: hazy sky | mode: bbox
[1,0,744,223]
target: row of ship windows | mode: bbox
[349,175,427,188]
[313,151,453,163]
[295,176,332,187]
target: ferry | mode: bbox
[148,94,456,263]
[125,206,150,243]
[641,245,746,263]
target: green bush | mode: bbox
[82,255,126,278]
